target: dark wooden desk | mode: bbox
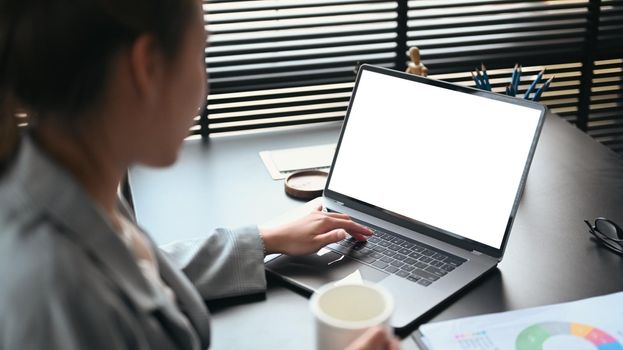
[129,113,623,349]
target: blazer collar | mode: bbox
[118,199,211,348]
[11,135,162,312]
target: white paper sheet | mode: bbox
[260,144,335,180]
[419,292,623,350]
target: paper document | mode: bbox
[260,144,335,180]
[417,292,623,350]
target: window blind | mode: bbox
[202,1,397,135]
[201,0,623,155]
[587,0,623,153]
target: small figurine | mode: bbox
[405,47,428,76]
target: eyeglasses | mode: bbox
[584,217,623,255]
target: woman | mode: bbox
[0,0,400,349]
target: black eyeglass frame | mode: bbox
[584,217,623,255]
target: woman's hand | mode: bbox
[260,206,374,256]
[345,326,401,350]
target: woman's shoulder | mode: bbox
[0,136,114,294]
[0,215,107,308]
[0,208,141,349]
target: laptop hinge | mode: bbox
[471,250,484,256]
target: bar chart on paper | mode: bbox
[417,292,623,350]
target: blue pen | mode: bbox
[524,69,544,99]
[475,68,486,89]
[532,76,554,102]
[510,64,517,95]
[481,63,491,91]
[471,71,483,89]
[512,64,522,96]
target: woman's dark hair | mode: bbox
[0,0,197,168]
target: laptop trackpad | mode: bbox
[267,251,388,291]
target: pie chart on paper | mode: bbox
[516,322,623,350]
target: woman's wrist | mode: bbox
[259,227,282,255]
[258,230,268,256]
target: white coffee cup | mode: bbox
[309,282,394,350]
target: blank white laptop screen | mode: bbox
[327,69,542,249]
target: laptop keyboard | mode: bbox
[327,229,467,287]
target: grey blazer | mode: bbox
[0,137,267,350]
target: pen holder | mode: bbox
[472,63,553,102]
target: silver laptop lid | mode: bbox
[324,65,545,259]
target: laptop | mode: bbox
[266,64,546,330]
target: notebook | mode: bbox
[266,64,546,330]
